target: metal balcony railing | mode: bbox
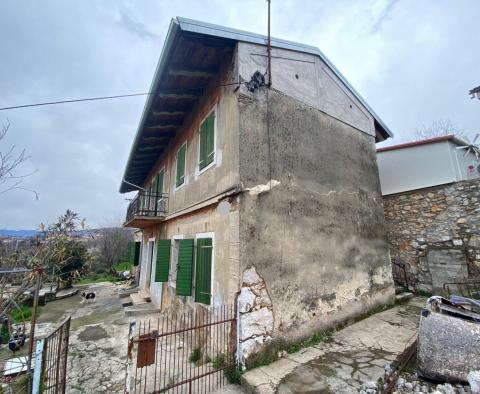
[126,192,168,222]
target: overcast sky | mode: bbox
[0,0,478,229]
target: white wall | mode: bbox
[377,140,480,195]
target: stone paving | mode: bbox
[36,282,157,394]
[241,298,424,394]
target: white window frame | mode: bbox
[194,232,215,307]
[146,237,156,290]
[197,106,217,176]
[169,234,184,288]
[156,167,165,194]
[174,142,187,192]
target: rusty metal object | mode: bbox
[381,336,417,394]
[136,331,157,368]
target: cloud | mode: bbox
[118,9,159,40]
[0,0,479,228]
[371,0,399,34]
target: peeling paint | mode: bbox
[247,179,281,196]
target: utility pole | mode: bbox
[27,267,43,388]
[267,0,272,87]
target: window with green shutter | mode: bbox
[199,111,215,170]
[127,241,141,266]
[156,169,164,195]
[155,239,170,282]
[176,239,194,296]
[175,144,187,187]
[195,238,212,305]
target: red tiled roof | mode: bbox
[377,135,455,153]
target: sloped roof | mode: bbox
[377,134,468,153]
[120,17,393,193]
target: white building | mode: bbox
[377,135,480,195]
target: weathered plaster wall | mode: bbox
[237,42,375,138]
[141,53,240,216]
[383,179,480,292]
[140,197,241,311]
[238,88,394,344]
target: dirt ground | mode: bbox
[38,282,134,393]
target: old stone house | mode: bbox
[377,135,480,293]
[121,17,394,359]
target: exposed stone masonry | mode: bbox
[383,179,480,292]
[237,266,274,364]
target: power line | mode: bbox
[0,82,244,111]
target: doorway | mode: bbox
[145,240,155,290]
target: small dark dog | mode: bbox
[81,291,96,304]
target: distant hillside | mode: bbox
[0,228,128,238]
[0,229,39,237]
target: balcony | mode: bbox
[124,192,168,228]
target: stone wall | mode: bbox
[383,179,480,292]
[237,266,274,364]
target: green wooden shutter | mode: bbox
[199,112,215,170]
[206,112,215,167]
[128,241,141,266]
[195,238,212,305]
[176,144,186,187]
[155,239,170,282]
[176,239,194,296]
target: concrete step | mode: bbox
[117,287,139,298]
[396,292,414,303]
[130,291,151,306]
[395,285,406,294]
[124,305,161,317]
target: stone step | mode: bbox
[396,292,414,303]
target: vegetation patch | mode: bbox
[246,330,332,370]
[189,347,202,363]
[112,261,133,272]
[10,304,42,323]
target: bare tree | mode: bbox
[414,118,469,141]
[95,227,133,271]
[0,119,38,198]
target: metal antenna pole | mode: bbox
[267,0,272,87]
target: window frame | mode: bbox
[174,142,187,191]
[194,232,215,307]
[197,106,217,176]
[169,234,184,288]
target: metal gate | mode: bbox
[125,306,237,393]
[33,316,71,394]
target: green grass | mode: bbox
[212,354,226,369]
[113,261,133,272]
[10,304,42,323]
[246,331,331,370]
[189,347,202,363]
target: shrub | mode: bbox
[189,347,202,363]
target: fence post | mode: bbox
[125,321,136,393]
[31,339,44,394]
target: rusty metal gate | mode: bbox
[33,316,71,394]
[125,306,237,393]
